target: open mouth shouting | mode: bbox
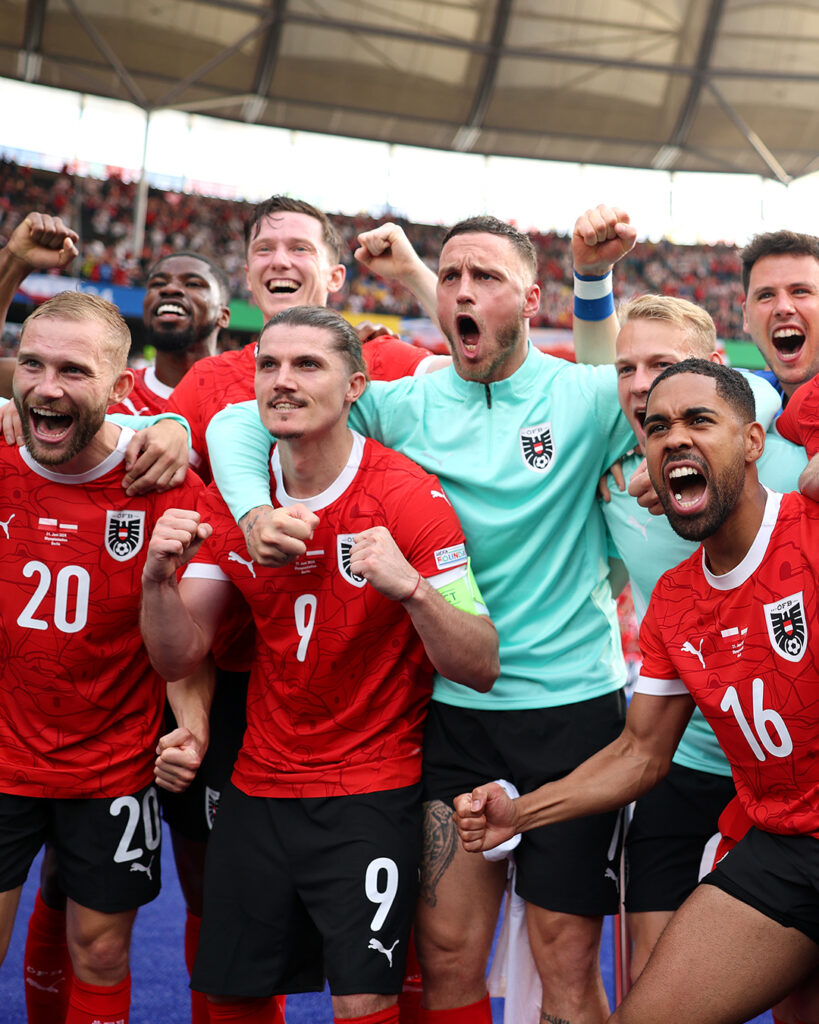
[664,459,708,515]
[266,279,300,296]
[455,313,481,358]
[771,326,806,365]
[29,405,74,444]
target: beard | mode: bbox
[444,317,526,383]
[15,394,108,467]
[145,315,219,353]
[657,456,745,542]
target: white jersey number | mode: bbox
[720,677,793,762]
[294,594,317,662]
[18,561,90,634]
[365,857,399,932]
[110,788,161,863]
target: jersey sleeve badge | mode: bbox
[105,509,146,561]
[519,422,555,473]
[763,592,807,662]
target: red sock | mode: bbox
[65,973,130,1024]
[417,995,492,1023]
[24,889,73,1024]
[399,933,423,1024]
[334,1008,400,1024]
[207,996,286,1021]
[185,910,210,1024]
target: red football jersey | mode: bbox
[637,490,819,837]
[776,375,819,457]
[108,366,174,417]
[185,433,470,798]
[167,335,433,477]
[0,431,203,798]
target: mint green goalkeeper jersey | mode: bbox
[207,343,634,710]
[603,394,807,775]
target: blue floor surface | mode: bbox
[0,828,772,1023]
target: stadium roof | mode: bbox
[1,0,816,183]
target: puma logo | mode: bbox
[129,855,155,881]
[626,514,648,540]
[228,550,257,578]
[0,513,15,538]
[430,490,449,503]
[368,937,399,967]
[681,638,706,669]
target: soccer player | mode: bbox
[202,216,636,1024]
[140,305,499,1024]
[0,290,204,1024]
[454,358,819,1024]
[599,293,805,981]
[165,195,445,476]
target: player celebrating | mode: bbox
[140,305,499,1024]
[202,216,636,1024]
[455,359,819,1024]
[0,291,204,1024]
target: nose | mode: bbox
[632,365,655,396]
[455,274,475,305]
[267,243,292,269]
[662,419,692,452]
[273,362,297,391]
[773,289,796,316]
[159,278,184,296]
[34,367,64,401]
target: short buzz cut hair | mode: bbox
[740,230,819,294]
[442,216,538,283]
[21,291,131,374]
[646,358,756,423]
[147,250,231,306]
[259,305,368,379]
[245,195,343,263]
[617,294,717,358]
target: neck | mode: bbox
[42,421,121,476]
[277,425,355,499]
[154,334,219,388]
[702,478,768,576]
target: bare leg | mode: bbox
[627,910,673,982]
[0,885,22,965]
[65,900,136,985]
[527,905,609,1024]
[414,800,507,1009]
[611,885,819,1024]
[332,993,397,1017]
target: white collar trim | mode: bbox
[271,431,365,511]
[703,488,782,591]
[20,427,134,484]
[144,365,174,400]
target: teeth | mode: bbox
[34,408,69,418]
[267,280,299,293]
[773,328,803,338]
[669,466,700,479]
[156,303,185,316]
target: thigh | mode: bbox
[54,783,162,912]
[613,884,819,1024]
[192,783,324,999]
[626,764,735,912]
[294,786,423,997]
[0,886,22,966]
[0,792,50,891]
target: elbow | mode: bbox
[472,650,500,692]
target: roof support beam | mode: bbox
[17,0,46,82]
[242,0,287,123]
[707,81,791,184]
[63,0,147,107]
[664,0,725,154]
[454,0,513,151]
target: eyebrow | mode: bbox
[644,404,718,427]
[752,280,816,296]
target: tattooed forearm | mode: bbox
[419,799,458,907]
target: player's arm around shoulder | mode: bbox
[348,470,499,691]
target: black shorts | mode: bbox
[192,781,422,998]
[625,763,735,912]
[422,694,626,916]
[703,826,819,945]
[0,782,162,912]
[159,669,249,842]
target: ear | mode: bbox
[217,304,231,329]
[523,281,541,320]
[745,420,766,464]
[326,263,346,296]
[741,297,749,335]
[108,368,134,407]
[345,371,367,405]
[708,350,725,365]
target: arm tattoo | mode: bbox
[419,799,458,907]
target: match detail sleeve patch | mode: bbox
[433,542,467,571]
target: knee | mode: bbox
[69,928,130,980]
[414,919,487,992]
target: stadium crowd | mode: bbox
[0,162,818,1024]
[0,157,746,338]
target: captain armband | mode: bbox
[573,270,614,322]
[430,558,488,616]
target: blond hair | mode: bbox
[617,294,716,358]
[22,291,131,373]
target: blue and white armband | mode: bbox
[573,270,614,322]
